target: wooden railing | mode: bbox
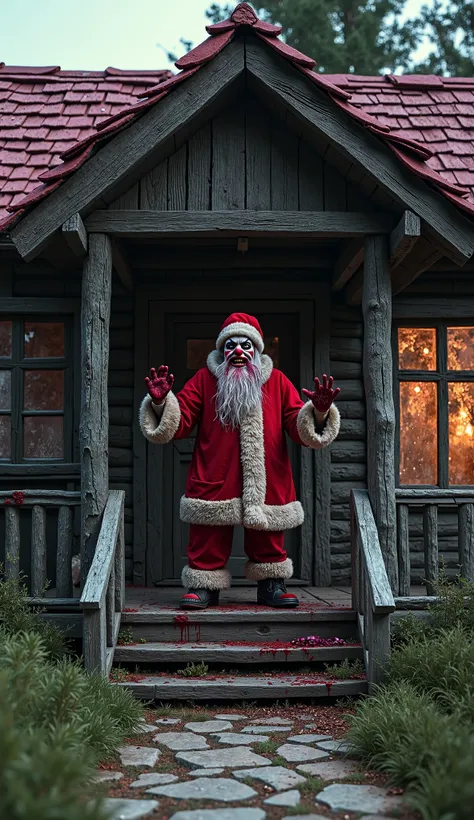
[396,489,474,596]
[1,489,80,597]
[351,489,396,690]
[80,490,125,675]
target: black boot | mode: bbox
[179,588,220,610]
[257,579,299,607]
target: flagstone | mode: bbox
[176,747,269,770]
[189,768,225,776]
[287,734,334,744]
[156,717,181,725]
[93,771,124,783]
[185,720,233,733]
[211,732,270,745]
[117,746,160,767]
[102,799,159,819]
[276,743,331,763]
[153,731,209,751]
[264,789,301,807]
[297,759,359,780]
[233,765,306,791]
[169,810,266,820]
[283,816,327,820]
[214,714,248,721]
[315,739,354,755]
[250,717,293,725]
[146,776,257,802]
[316,784,404,814]
[136,723,158,734]
[242,725,291,734]
[130,772,179,788]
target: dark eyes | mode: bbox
[226,340,252,350]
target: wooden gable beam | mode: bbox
[332,239,364,291]
[111,239,133,291]
[389,211,420,269]
[11,40,245,261]
[62,213,88,257]
[245,38,474,265]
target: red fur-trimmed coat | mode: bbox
[139,352,340,531]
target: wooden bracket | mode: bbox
[112,240,133,291]
[332,239,364,291]
[389,211,420,269]
[62,213,88,257]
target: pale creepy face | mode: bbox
[223,337,255,368]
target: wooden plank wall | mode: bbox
[113,96,374,214]
[330,302,366,584]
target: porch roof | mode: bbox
[2,3,474,241]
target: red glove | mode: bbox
[145,366,174,405]
[302,374,340,414]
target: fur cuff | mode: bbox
[297,402,340,449]
[245,557,294,581]
[139,393,180,444]
[180,496,242,526]
[181,565,231,590]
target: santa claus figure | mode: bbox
[140,313,340,609]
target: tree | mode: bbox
[410,0,474,76]
[206,0,420,74]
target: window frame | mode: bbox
[0,298,80,476]
[393,319,474,488]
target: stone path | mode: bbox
[97,710,407,819]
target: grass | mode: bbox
[117,626,134,645]
[253,739,281,754]
[0,568,67,660]
[297,774,325,794]
[285,804,315,815]
[177,661,209,677]
[324,658,365,679]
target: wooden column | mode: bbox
[80,233,112,583]
[313,279,331,586]
[362,235,398,591]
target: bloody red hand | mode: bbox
[302,374,340,413]
[145,366,175,404]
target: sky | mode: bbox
[0,0,430,72]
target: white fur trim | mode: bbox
[139,392,181,444]
[206,350,273,384]
[216,322,264,353]
[180,496,242,526]
[245,557,294,581]
[181,565,231,590]
[297,402,340,449]
[263,501,304,530]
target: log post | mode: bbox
[362,235,398,591]
[80,233,112,584]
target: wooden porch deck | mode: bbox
[124,585,354,610]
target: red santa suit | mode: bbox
[139,314,340,590]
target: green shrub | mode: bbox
[0,629,143,820]
[429,572,474,634]
[324,658,365,679]
[177,661,209,677]
[0,570,67,660]
[391,612,430,647]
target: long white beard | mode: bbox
[215,351,263,429]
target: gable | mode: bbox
[110,94,377,214]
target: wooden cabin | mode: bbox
[2,3,474,694]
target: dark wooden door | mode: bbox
[148,305,301,581]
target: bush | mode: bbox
[0,627,144,819]
[0,569,67,660]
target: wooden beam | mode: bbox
[345,268,364,305]
[389,210,420,269]
[245,38,474,263]
[10,40,246,261]
[112,239,133,290]
[85,210,394,238]
[62,213,88,257]
[313,279,331,585]
[80,233,112,584]
[362,235,398,592]
[332,239,364,290]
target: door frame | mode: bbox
[133,281,330,586]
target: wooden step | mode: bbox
[114,640,362,664]
[117,674,367,700]
[121,605,358,642]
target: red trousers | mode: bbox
[187,524,287,571]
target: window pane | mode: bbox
[398,328,436,370]
[187,340,215,371]
[0,371,11,410]
[0,416,10,459]
[448,327,474,371]
[24,322,65,358]
[24,416,63,458]
[400,381,438,484]
[449,382,474,484]
[24,370,64,411]
[0,321,12,357]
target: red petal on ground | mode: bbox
[175,30,234,70]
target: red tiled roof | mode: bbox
[2,2,474,236]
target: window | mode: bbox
[396,325,474,486]
[0,317,73,463]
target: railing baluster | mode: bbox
[31,505,47,596]
[5,507,20,580]
[114,515,125,613]
[106,564,115,647]
[459,503,474,583]
[397,503,410,596]
[351,500,359,612]
[423,504,438,596]
[368,612,391,691]
[56,505,73,597]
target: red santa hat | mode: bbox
[216,313,264,353]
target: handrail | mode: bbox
[80,490,125,675]
[351,489,395,690]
